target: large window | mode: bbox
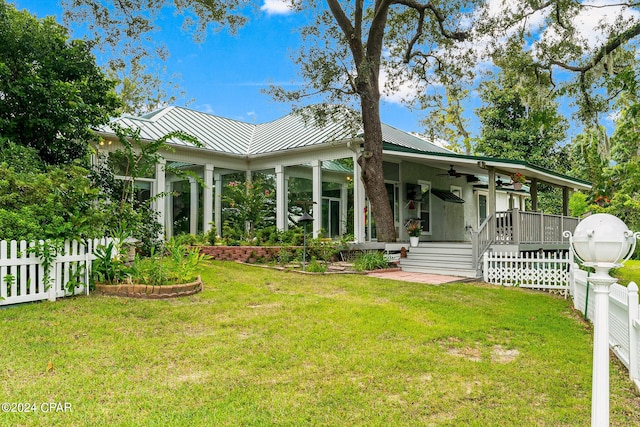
[419,181,431,234]
[477,192,488,227]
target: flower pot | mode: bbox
[410,236,419,247]
[513,182,523,190]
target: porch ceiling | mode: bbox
[382,147,591,191]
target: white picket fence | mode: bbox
[571,268,640,391]
[483,251,572,292]
[483,252,640,391]
[0,238,109,306]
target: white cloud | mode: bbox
[198,103,215,114]
[261,0,295,16]
[379,68,426,105]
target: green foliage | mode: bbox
[475,78,568,171]
[90,241,130,286]
[90,125,199,254]
[305,257,327,273]
[222,179,275,241]
[0,160,104,241]
[306,236,343,262]
[204,226,217,246]
[27,239,65,290]
[0,1,120,165]
[129,241,204,286]
[353,251,390,272]
[92,239,204,286]
[568,192,590,217]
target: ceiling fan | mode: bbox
[437,165,463,178]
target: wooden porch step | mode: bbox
[399,241,480,278]
[399,263,479,278]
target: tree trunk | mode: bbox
[358,94,397,242]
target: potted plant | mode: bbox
[511,172,526,190]
[405,220,422,247]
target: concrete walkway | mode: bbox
[366,269,469,284]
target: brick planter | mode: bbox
[94,276,203,299]
[197,246,294,263]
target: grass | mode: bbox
[613,259,640,286]
[1,260,639,426]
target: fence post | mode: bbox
[628,282,639,383]
[483,252,489,282]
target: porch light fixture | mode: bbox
[299,212,314,271]
[564,214,640,426]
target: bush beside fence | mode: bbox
[0,238,109,306]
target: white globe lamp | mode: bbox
[565,213,639,426]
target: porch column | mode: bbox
[155,159,166,240]
[203,164,214,235]
[488,166,497,238]
[312,159,322,238]
[245,170,252,235]
[275,165,288,231]
[531,178,539,212]
[165,180,173,239]
[562,187,570,216]
[353,156,366,243]
[189,177,199,235]
[341,183,348,236]
[214,173,222,236]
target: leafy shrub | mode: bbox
[305,257,327,273]
[275,247,299,264]
[97,240,205,286]
[90,240,131,286]
[204,225,217,246]
[354,251,390,271]
[174,233,198,246]
[0,162,103,241]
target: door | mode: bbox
[322,197,341,239]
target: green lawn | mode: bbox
[1,261,639,426]
[613,259,640,286]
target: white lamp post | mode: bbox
[299,212,314,271]
[565,214,639,426]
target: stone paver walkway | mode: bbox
[366,269,468,284]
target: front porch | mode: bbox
[393,209,580,278]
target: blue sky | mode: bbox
[10,1,635,142]
[13,0,431,134]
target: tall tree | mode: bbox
[474,79,568,171]
[0,1,120,165]
[269,1,477,241]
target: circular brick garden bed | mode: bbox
[94,276,203,299]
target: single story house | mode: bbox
[96,106,591,277]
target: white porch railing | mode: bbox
[494,209,579,245]
[0,238,109,306]
[472,210,579,268]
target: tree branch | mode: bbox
[550,21,640,73]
